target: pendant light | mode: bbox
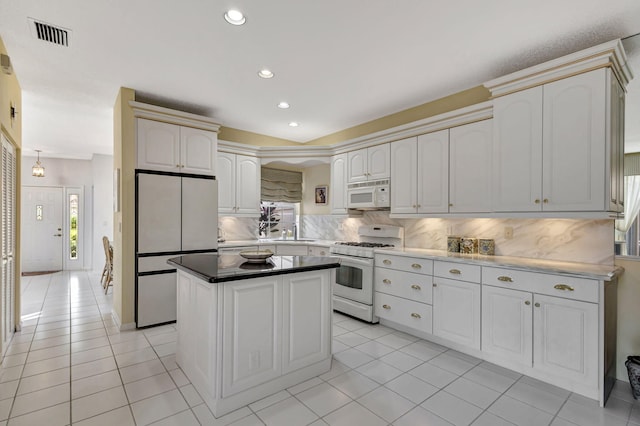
[32,150,45,177]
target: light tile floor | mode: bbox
[1,270,639,425]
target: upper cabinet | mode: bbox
[492,68,624,213]
[137,118,218,176]
[218,152,261,217]
[347,144,390,183]
[330,153,348,215]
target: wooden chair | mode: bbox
[101,236,113,294]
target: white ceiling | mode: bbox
[1,0,640,159]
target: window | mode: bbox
[69,194,78,260]
[259,202,298,238]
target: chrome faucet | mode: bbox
[293,223,298,240]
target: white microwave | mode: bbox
[347,179,390,209]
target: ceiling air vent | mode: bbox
[28,18,71,47]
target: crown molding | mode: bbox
[129,101,222,132]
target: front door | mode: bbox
[21,186,63,272]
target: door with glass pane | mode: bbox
[21,186,63,272]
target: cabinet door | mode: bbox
[542,69,606,211]
[276,245,308,256]
[492,87,543,212]
[482,286,532,366]
[308,246,329,256]
[217,152,236,215]
[390,137,417,214]
[137,173,181,253]
[368,144,391,180]
[449,120,493,213]
[347,148,368,183]
[137,272,177,327]
[137,119,181,172]
[433,277,481,349]
[182,177,217,250]
[235,155,261,216]
[418,129,449,213]
[609,75,625,212]
[533,294,598,387]
[180,127,217,176]
[330,154,348,214]
[222,276,282,397]
[282,271,331,374]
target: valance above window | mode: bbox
[625,153,640,176]
[261,167,303,202]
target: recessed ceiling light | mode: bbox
[277,102,290,109]
[224,9,246,25]
[289,122,299,127]
[258,69,274,79]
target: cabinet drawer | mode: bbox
[482,267,598,303]
[374,268,432,304]
[138,255,178,273]
[375,254,433,275]
[434,261,481,283]
[375,292,432,334]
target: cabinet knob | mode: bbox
[382,279,391,285]
[534,199,540,204]
[383,259,392,265]
[382,304,391,310]
[497,276,513,283]
[534,302,540,308]
[411,284,421,290]
[411,263,422,270]
[413,205,417,208]
[432,283,437,287]
[410,313,421,319]
[543,199,549,204]
[525,300,531,306]
[176,164,181,168]
[554,284,574,292]
[449,269,461,275]
[320,251,326,255]
[449,203,453,207]
[418,204,421,208]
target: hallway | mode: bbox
[0,270,639,425]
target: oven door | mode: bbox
[332,255,373,305]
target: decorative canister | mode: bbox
[447,236,461,253]
[478,238,495,255]
[460,237,478,254]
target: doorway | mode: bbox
[21,186,64,273]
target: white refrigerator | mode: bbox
[136,172,218,327]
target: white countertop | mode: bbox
[374,247,622,281]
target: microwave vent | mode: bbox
[347,179,389,190]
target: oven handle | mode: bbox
[330,254,374,267]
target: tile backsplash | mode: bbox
[219,213,615,265]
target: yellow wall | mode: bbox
[113,87,136,327]
[0,36,22,332]
[614,257,640,381]
[301,164,331,215]
[221,85,490,147]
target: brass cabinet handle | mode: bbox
[412,205,417,208]
[410,313,421,319]
[320,251,326,255]
[432,283,437,287]
[411,263,422,270]
[382,304,391,310]
[534,199,540,204]
[449,269,461,275]
[534,302,540,308]
[176,164,181,168]
[525,300,531,305]
[383,259,392,265]
[449,203,453,207]
[543,199,549,203]
[554,284,574,291]
[411,284,421,290]
[497,276,513,283]
[382,279,391,285]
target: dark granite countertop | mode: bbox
[167,253,340,283]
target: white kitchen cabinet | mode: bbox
[449,120,493,213]
[391,130,449,215]
[282,271,331,373]
[137,118,217,175]
[492,68,624,213]
[481,285,533,366]
[533,294,599,388]
[308,245,329,256]
[218,152,260,216]
[347,144,390,183]
[275,245,308,256]
[330,154,348,214]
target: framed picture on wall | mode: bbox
[315,185,328,205]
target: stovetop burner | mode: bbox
[336,242,394,248]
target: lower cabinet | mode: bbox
[432,277,481,350]
[375,292,433,334]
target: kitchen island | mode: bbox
[167,253,340,417]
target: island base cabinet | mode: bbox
[432,278,480,350]
[533,294,599,390]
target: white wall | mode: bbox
[92,154,114,271]
[22,155,95,270]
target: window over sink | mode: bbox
[259,202,299,239]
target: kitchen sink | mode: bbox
[259,238,315,242]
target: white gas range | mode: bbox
[330,225,404,323]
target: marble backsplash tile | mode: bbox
[219,213,614,264]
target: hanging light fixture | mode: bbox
[32,150,45,177]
